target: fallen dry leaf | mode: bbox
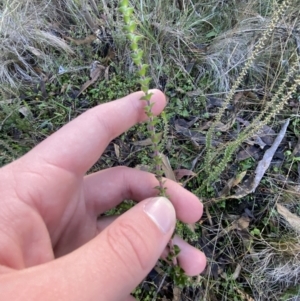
[60,83,69,94]
[0,99,14,105]
[236,117,276,146]
[160,153,177,182]
[199,120,213,131]
[173,286,181,301]
[113,143,120,159]
[245,135,266,149]
[175,121,220,146]
[210,215,250,243]
[132,133,162,146]
[226,175,255,199]
[215,119,236,132]
[232,263,242,280]
[236,145,260,161]
[18,106,32,118]
[292,137,300,157]
[244,91,260,101]
[286,182,300,193]
[65,34,96,45]
[234,287,255,301]
[259,125,276,145]
[277,204,300,234]
[233,215,250,231]
[132,137,153,146]
[206,96,226,108]
[174,169,196,180]
[77,61,106,97]
[232,171,247,187]
[233,92,244,104]
[219,171,247,197]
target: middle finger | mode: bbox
[84,166,203,223]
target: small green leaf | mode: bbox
[144,103,154,114]
[124,21,136,33]
[124,15,130,24]
[285,150,292,156]
[144,110,152,117]
[166,253,173,262]
[130,42,138,51]
[156,170,164,177]
[141,85,149,93]
[133,58,141,66]
[139,77,151,88]
[250,228,261,236]
[127,21,136,32]
[141,92,153,101]
[120,0,129,7]
[119,6,126,13]
[173,244,181,256]
[138,64,148,77]
[206,30,217,38]
[131,49,143,64]
[133,35,142,44]
[148,102,155,109]
[126,7,134,15]
[152,133,160,144]
[149,118,158,127]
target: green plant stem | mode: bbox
[119,0,166,196]
[119,0,182,278]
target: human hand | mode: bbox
[0,90,206,301]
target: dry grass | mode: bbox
[0,0,73,96]
[199,0,300,93]
[243,225,300,299]
[1,0,299,95]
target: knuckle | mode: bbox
[106,221,151,272]
[94,112,115,139]
[111,166,130,173]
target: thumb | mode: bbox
[0,197,176,301]
[84,196,176,300]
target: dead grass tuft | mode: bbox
[0,0,73,93]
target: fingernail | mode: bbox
[143,197,176,234]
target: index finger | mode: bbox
[24,89,166,175]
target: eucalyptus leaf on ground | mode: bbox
[224,119,290,199]
[250,119,290,193]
